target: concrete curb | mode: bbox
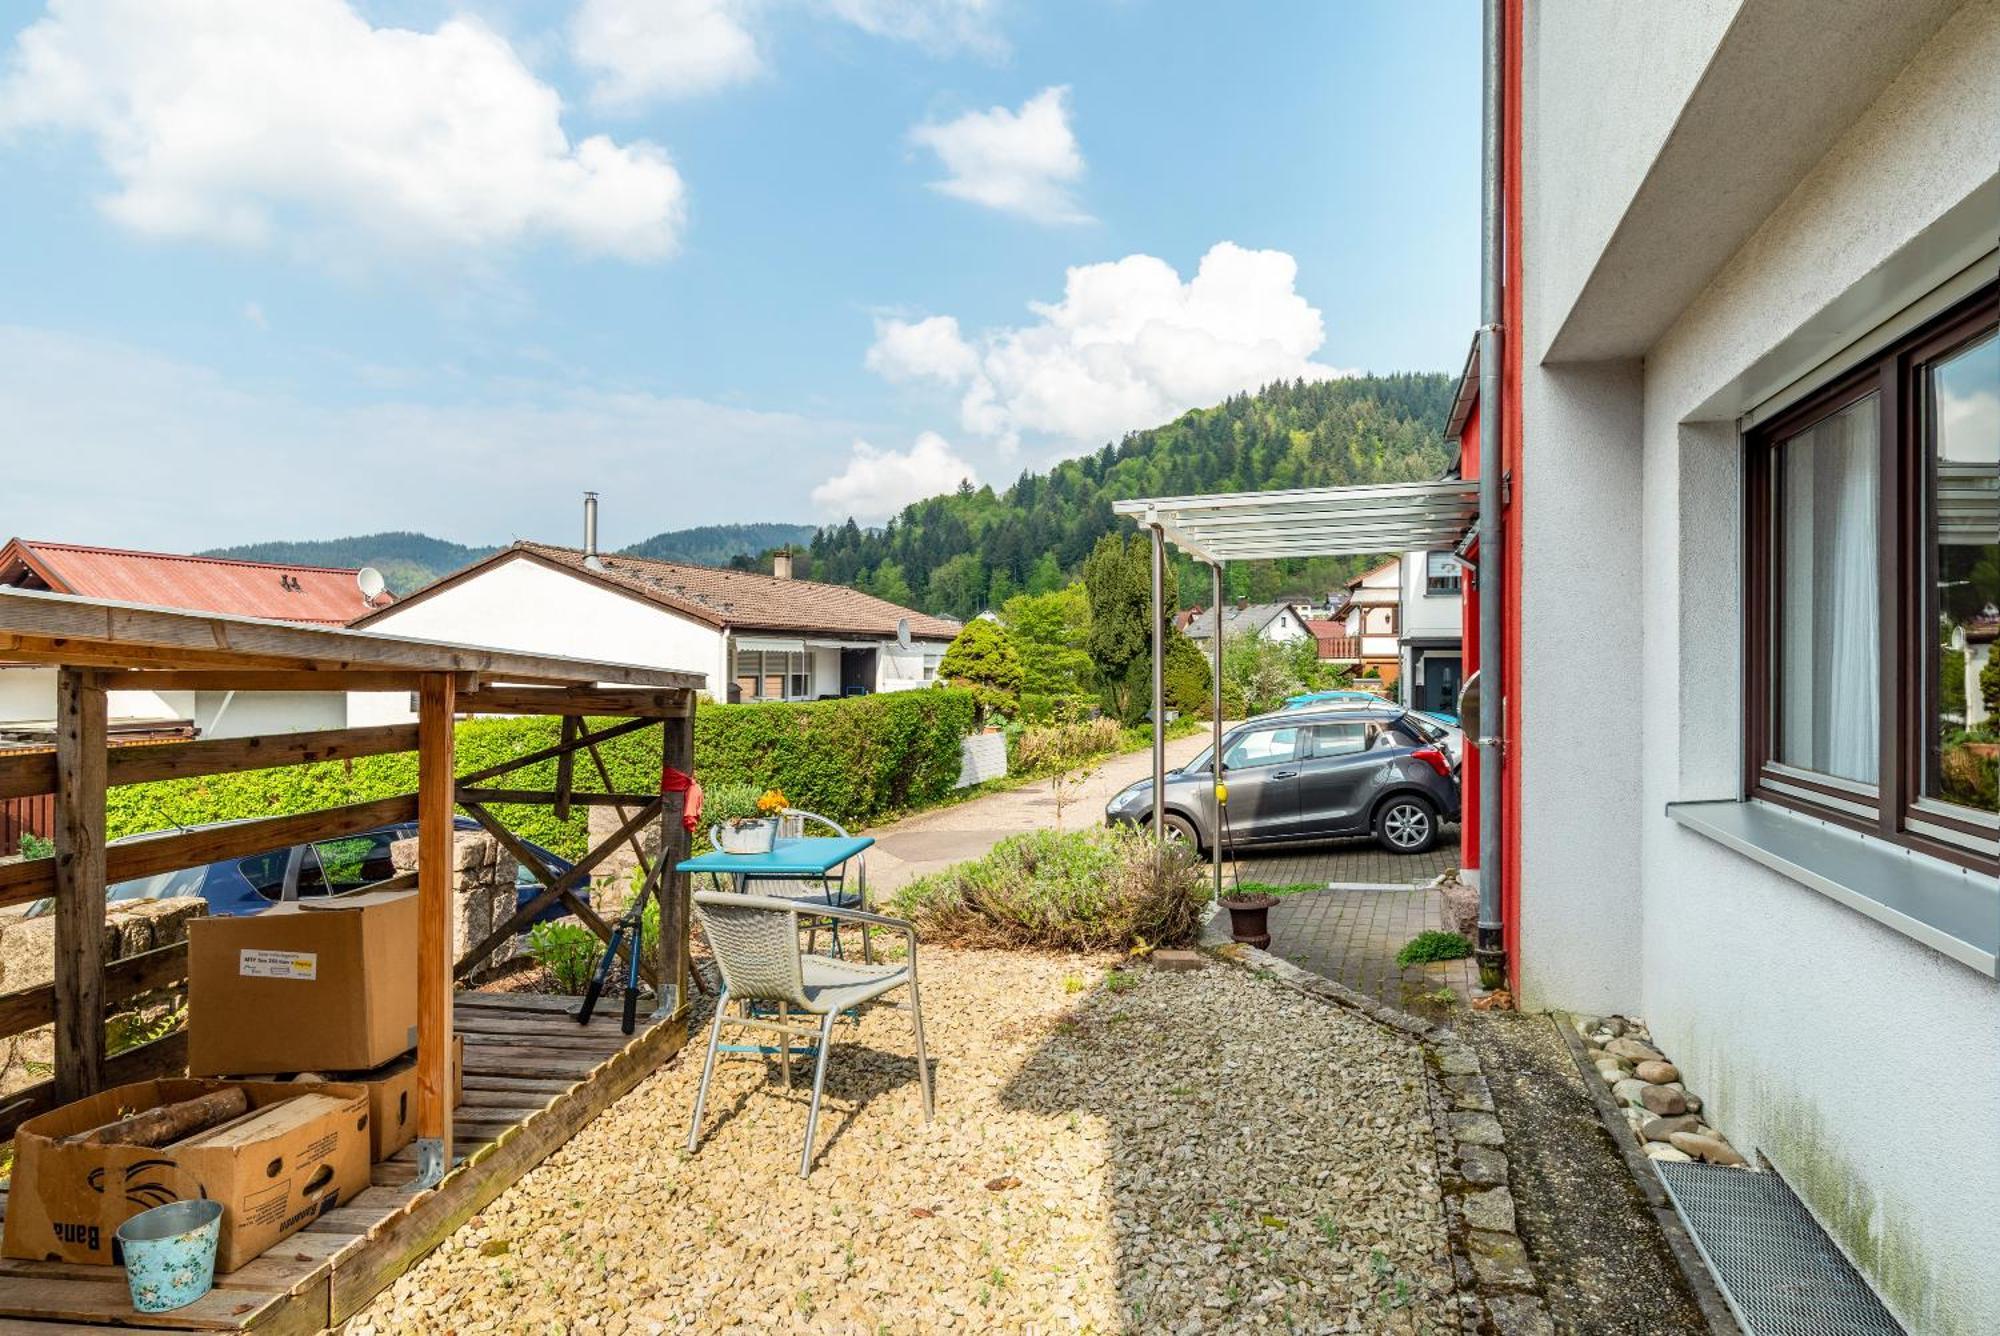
[1200,922,1552,1335]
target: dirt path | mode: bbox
[859,730,1216,897]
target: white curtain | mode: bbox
[1778,397,1878,784]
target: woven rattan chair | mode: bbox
[687,891,934,1177]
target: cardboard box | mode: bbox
[287,1034,465,1162]
[188,891,418,1076]
[2,1079,370,1272]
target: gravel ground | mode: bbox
[354,951,1456,1333]
[1463,1012,1707,1335]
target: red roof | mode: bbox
[0,539,392,626]
[1302,618,1347,655]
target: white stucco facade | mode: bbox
[346,553,948,724]
[1515,2,2000,1328]
[0,664,342,740]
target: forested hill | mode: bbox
[805,372,1457,618]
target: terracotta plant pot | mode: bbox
[1221,894,1280,949]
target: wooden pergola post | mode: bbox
[53,666,107,1104]
[415,671,456,1186]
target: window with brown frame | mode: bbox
[1744,281,1999,871]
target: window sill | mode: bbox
[1665,799,1997,977]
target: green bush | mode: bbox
[1012,717,1125,777]
[527,920,602,993]
[105,689,977,861]
[938,619,1024,724]
[1120,626,1215,723]
[17,831,53,860]
[1984,654,2000,717]
[890,826,1205,951]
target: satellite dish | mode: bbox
[896,617,912,649]
[1456,669,1481,738]
[356,566,388,606]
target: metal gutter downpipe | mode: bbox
[1209,561,1225,904]
[1474,0,1507,990]
[1149,523,1167,843]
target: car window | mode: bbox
[237,849,291,900]
[1223,726,1300,770]
[106,866,209,906]
[304,832,398,895]
[1305,722,1368,758]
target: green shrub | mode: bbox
[891,826,1204,951]
[1396,930,1472,968]
[1120,626,1215,723]
[104,689,977,861]
[1984,655,2000,717]
[1012,717,1124,777]
[938,619,1024,724]
[527,920,602,993]
[17,830,53,860]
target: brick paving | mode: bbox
[1230,828,1476,1013]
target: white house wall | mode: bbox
[348,556,726,725]
[1398,553,1462,640]
[1522,1,2000,1327]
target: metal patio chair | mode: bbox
[686,892,935,1178]
[765,807,869,957]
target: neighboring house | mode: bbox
[1182,600,1311,645]
[1454,4,1998,1328]
[1331,554,1464,708]
[1335,558,1404,686]
[347,541,959,720]
[0,538,390,743]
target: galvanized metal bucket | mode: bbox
[116,1199,223,1313]
[711,816,778,855]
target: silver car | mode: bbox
[1104,705,1461,854]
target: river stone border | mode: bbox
[1197,918,1551,1335]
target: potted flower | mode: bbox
[712,788,789,855]
[1220,882,1281,948]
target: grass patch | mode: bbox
[890,826,1205,951]
[1230,880,1322,899]
[1395,930,1472,968]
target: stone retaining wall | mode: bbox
[390,831,522,976]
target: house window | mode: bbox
[734,649,809,701]
[1425,552,1463,596]
[1745,282,1998,868]
[921,651,943,682]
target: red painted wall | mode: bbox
[1500,0,1525,996]
[1457,402,1482,876]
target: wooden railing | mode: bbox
[1316,635,1363,660]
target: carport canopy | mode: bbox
[1112,478,1480,905]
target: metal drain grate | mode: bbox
[1654,1160,1905,1336]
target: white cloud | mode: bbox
[241,301,268,332]
[824,0,1006,58]
[572,0,763,107]
[863,314,977,384]
[0,325,850,550]
[909,86,1087,224]
[0,0,686,262]
[867,242,1348,448]
[811,432,979,521]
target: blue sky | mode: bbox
[0,0,1477,554]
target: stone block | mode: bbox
[1460,1185,1516,1234]
[1149,949,1205,972]
[587,804,665,886]
[1466,1229,1534,1289]
[1448,1111,1505,1147]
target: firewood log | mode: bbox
[64,1087,249,1147]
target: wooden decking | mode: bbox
[0,990,686,1333]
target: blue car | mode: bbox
[25,816,583,923]
[1281,689,1385,710]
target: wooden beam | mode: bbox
[53,667,107,1103]
[0,941,189,1043]
[98,670,468,693]
[0,722,420,801]
[455,685,692,718]
[0,856,53,910]
[451,715,656,787]
[657,714,694,1013]
[453,788,662,808]
[0,591,703,689]
[451,799,659,985]
[553,716,577,823]
[416,672,455,1184]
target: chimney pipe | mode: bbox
[583,492,603,570]
[771,547,793,581]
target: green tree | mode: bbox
[870,560,914,608]
[987,567,1019,611]
[926,552,987,620]
[1983,653,2000,718]
[1024,551,1065,596]
[1082,533,1152,719]
[938,618,1025,723]
[1122,624,1215,722]
[1001,585,1096,708]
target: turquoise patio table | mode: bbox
[678,834,876,959]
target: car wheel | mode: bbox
[1375,796,1437,854]
[1159,813,1202,853]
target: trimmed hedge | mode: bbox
[104,688,976,861]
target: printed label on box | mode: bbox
[240,949,317,981]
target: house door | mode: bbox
[840,648,877,696]
[1420,655,1462,715]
